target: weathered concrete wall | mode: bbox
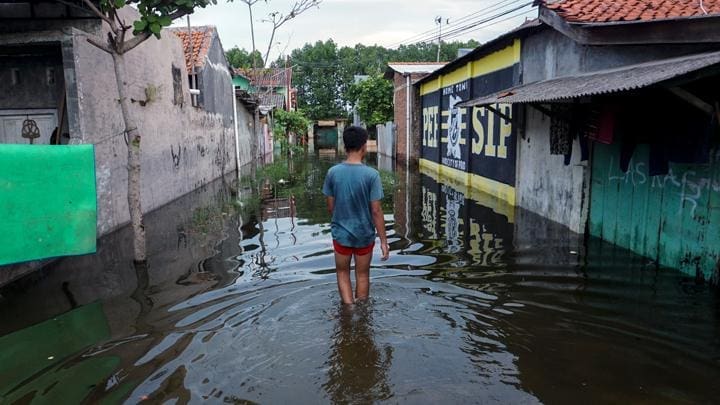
[234,100,256,168]
[199,35,233,122]
[516,107,589,234]
[521,28,717,84]
[68,8,237,235]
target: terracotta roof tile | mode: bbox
[169,26,215,73]
[543,0,720,23]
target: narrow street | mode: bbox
[1,154,718,403]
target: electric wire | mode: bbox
[405,1,534,46]
[385,0,527,48]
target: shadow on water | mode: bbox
[1,153,720,404]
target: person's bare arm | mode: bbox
[371,200,389,260]
[326,196,335,215]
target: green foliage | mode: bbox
[291,39,346,121]
[273,109,311,137]
[289,39,480,122]
[226,47,264,69]
[348,75,393,127]
[96,0,215,39]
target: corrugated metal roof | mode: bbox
[258,93,285,109]
[458,50,720,107]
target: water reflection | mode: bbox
[323,302,393,403]
[1,154,719,403]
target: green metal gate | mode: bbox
[316,127,338,149]
[589,142,720,278]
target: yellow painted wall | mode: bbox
[420,39,521,96]
[419,39,521,206]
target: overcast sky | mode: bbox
[177,0,538,62]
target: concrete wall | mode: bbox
[516,108,589,233]
[69,11,237,235]
[198,35,233,122]
[234,100,258,169]
[0,12,242,236]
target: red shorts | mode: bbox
[333,240,375,256]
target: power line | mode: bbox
[387,0,523,47]
[407,2,535,46]
[441,7,538,42]
[385,0,526,48]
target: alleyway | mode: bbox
[1,154,719,403]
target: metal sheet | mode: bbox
[459,50,720,107]
[0,144,97,265]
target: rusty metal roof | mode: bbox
[458,50,720,107]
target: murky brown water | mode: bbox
[1,154,720,404]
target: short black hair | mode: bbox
[343,126,368,152]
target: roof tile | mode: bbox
[169,26,215,73]
[542,0,720,23]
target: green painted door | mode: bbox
[589,142,720,279]
[316,127,338,149]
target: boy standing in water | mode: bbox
[323,126,390,305]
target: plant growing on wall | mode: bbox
[76,0,215,263]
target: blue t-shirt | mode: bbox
[322,162,384,247]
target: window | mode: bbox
[188,73,199,107]
[171,64,184,106]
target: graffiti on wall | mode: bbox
[420,64,518,189]
[607,149,720,217]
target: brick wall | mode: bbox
[393,72,424,164]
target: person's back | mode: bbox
[323,126,389,305]
[324,162,382,248]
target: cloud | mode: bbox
[178,0,537,62]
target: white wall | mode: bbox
[516,107,590,234]
[71,9,238,235]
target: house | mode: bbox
[0,3,250,282]
[236,67,294,111]
[384,62,446,162]
[169,26,262,172]
[415,19,543,207]
[418,0,720,280]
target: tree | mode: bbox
[272,109,311,153]
[288,39,481,122]
[291,40,345,120]
[273,109,311,138]
[236,0,263,68]
[78,0,214,262]
[348,75,393,128]
[260,0,321,67]
[226,46,263,69]
[239,0,321,67]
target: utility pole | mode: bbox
[435,16,442,62]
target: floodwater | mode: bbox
[1,153,720,404]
